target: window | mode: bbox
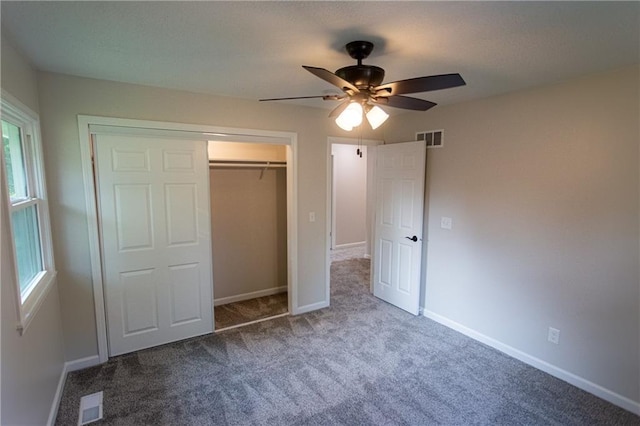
[1,93,56,334]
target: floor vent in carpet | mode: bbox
[78,391,103,425]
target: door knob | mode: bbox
[405,235,418,242]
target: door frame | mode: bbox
[326,136,381,297]
[79,115,298,363]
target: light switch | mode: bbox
[441,216,452,230]
[309,212,316,222]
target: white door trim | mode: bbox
[326,136,381,302]
[79,115,298,363]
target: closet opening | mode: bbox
[80,115,298,362]
[208,141,289,330]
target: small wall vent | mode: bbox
[416,130,444,148]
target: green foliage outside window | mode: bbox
[2,120,26,202]
[2,119,43,294]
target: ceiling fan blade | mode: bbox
[302,66,360,94]
[260,94,343,102]
[328,100,350,118]
[374,73,466,97]
[373,95,437,111]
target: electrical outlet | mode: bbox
[441,216,452,230]
[548,327,560,344]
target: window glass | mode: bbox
[11,205,43,295]
[2,120,28,202]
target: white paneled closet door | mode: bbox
[94,133,213,356]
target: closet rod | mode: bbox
[209,160,287,169]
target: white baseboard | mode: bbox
[214,286,287,306]
[423,310,640,415]
[66,355,101,372]
[334,241,365,250]
[47,355,102,426]
[47,363,67,426]
[293,300,329,315]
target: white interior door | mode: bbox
[373,141,426,315]
[95,133,213,356]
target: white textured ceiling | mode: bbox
[1,1,638,110]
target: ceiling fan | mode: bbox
[260,40,466,131]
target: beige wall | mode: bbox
[388,66,640,404]
[1,36,40,112]
[1,36,66,426]
[332,143,367,247]
[210,167,287,301]
[36,71,383,360]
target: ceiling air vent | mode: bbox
[416,130,444,148]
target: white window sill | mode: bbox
[17,270,57,336]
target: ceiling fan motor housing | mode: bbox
[336,65,385,91]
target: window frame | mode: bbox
[1,91,56,335]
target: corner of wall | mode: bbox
[1,34,68,426]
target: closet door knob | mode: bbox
[405,235,418,242]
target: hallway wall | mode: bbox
[332,143,367,248]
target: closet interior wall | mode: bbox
[208,142,288,306]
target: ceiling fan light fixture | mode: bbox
[335,102,363,131]
[365,105,389,130]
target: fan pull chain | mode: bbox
[356,124,363,158]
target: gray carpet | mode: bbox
[215,292,288,330]
[55,258,638,425]
[331,245,366,262]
